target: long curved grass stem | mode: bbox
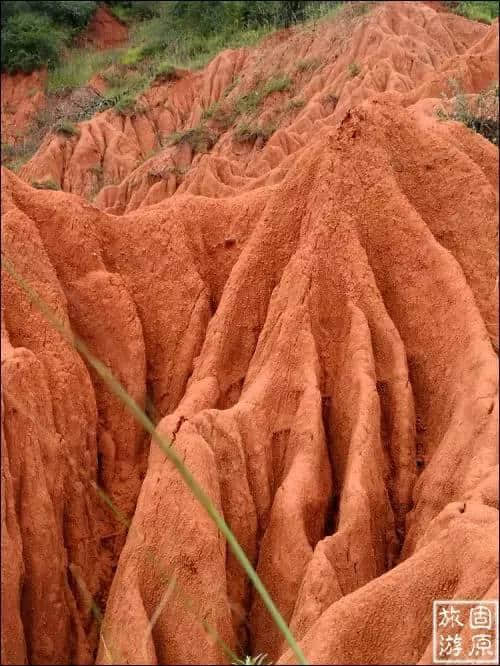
[2,255,308,665]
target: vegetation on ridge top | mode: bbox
[442,1,499,24]
[2,1,366,173]
[1,1,353,75]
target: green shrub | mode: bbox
[347,62,361,78]
[233,75,292,117]
[100,68,151,115]
[2,1,97,30]
[234,89,264,115]
[262,75,292,95]
[1,12,67,72]
[120,47,145,67]
[239,1,309,29]
[436,80,499,145]
[31,179,60,190]
[113,92,142,115]
[128,2,347,74]
[201,102,237,128]
[296,58,321,72]
[53,119,80,137]
[30,1,97,31]
[167,125,217,153]
[47,49,118,93]
[105,1,160,23]
[1,2,99,73]
[168,1,243,36]
[139,38,168,60]
[285,97,306,111]
[234,122,276,144]
[154,63,180,82]
[442,1,499,23]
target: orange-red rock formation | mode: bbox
[78,6,128,50]
[1,70,46,146]
[1,2,498,665]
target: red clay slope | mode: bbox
[77,6,128,50]
[1,69,47,145]
[0,7,126,147]
[1,2,498,665]
[18,1,497,214]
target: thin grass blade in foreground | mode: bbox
[1,255,308,666]
[90,479,242,663]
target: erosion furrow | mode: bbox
[1,2,498,665]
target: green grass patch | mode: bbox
[154,62,180,83]
[99,66,152,115]
[442,1,499,23]
[303,0,372,27]
[233,74,292,117]
[112,92,141,115]
[1,2,97,73]
[234,122,276,144]
[285,97,306,111]
[262,75,292,96]
[234,89,264,115]
[167,125,217,153]
[347,62,361,78]
[52,119,80,137]
[31,179,60,190]
[47,49,120,93]
[120,46,146,67]
[1,12,68,73]
[201,102,237,128]
[436,79,499,144]
[106,1,160,25]
[128,4,275,72]
[296,58,321,73]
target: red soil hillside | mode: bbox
[77,6,128,49]
[1,2,498,665]
[1,69,47,145]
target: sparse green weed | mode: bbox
[234,89,264,115]
[234,122,276,144]
[297,58,321,73]
[442,1,499,23]
[47,49,119,93]
[232,654,270,665]
[154,63,180,83]
[262,75,292,96]
[348,62,361,78]
[31,179,60,190]
[436,79,499,145]
[167,126,217,153]
[53,120,80,137]
[285,97,306,111]
[233,74,292,117]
